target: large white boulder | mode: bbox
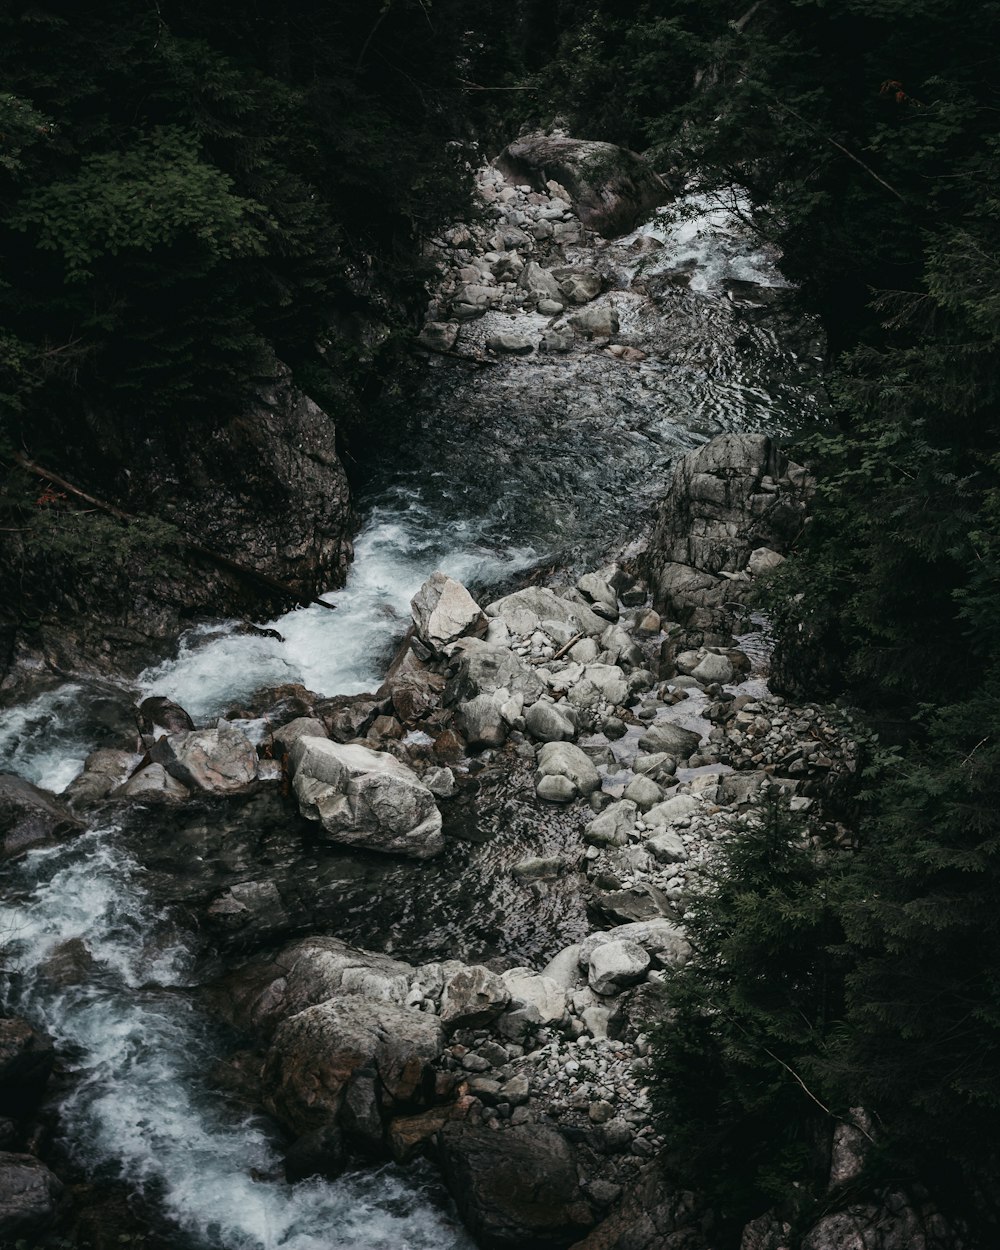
[410,572,487,652]
[290,737,443,859]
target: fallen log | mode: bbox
[12,452,337,612]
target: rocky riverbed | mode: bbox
[0,134,943,1250]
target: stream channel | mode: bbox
[0,186,821,1248]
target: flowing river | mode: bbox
[0,187,821,1247]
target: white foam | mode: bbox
[0,683,92,793]
[139,499,535,722]
[1,832,473,1249]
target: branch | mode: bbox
[772,102,906,203]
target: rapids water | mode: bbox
[0,189,821,1247]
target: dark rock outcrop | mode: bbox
[0,774,84,860]
[0,1153,65,1240]
[496,134,670,238]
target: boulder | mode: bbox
[569,304,619,339]
[113,762,190,803]
[291,737,443,859]
[623,774,663,812]
[535,741,601,799]
[500,968,567,1027]
[271,716,328,759]
[417,321,459,354]
[645,793,701,827]
[440,965,510,1028]
[647,829,687,863]
[497,134,670,237]
[438,1122,593,1249]
[0,1153,64,1240]
[555,266,603,305]
[457,694,508,750]
[633,752,677,783]
[445,639,546,705]
[584,800,638,848]
[137,695,194,735]
[150,721,258,793]
[264,998,444,1136]
[580,920,690,971]
[487,332,534,355]
[411,573,487,655]
[0,774,84,859]
[637,722,701,759]
[517,260,565,304]
[63,747,139,806]
[484,587,606,638]
[525,701,576,743]
[692,652,735,685]
[588,940,650,995]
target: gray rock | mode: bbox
[512,855,566,881]
[457,694,508,750]
[438,1122,593,1249]
[424,766,457,798]
[588,940,651,995]
[566,664,629,711]
[500,968,567,1026]
[487,332,534,355]
[634,752,677,782]
[539,327,574,353]
[579,919,690,969]
[445,639,546,703]
[584,800,638,847]
[599,625,643,668]
[556,267,603,304]
[497,133,670,237]
[410,572,487,652]
[63,747,138,806]
[646,829,687,863]
[536,774,578,804]
[440,965,511,1028]
[541,944,584,991]
[747,547,787,577]
[485,587,606,638]
[417,321,459,353]
[114,762,190,804]
[291,737,443,859]
[264,998,444,1135]
[0,1153,64,1240]
[0,774,84,859]
[645,794,701,827]
[524,700,576,743]
[271,717,328,758]
[623,774,663,812]
[535,741,601,797]
[569,303,620,339]
[692,652,735,685]
[517,260,564,303]
[637,721,701,759]
[150,721,258,794]
[577,572,618,616]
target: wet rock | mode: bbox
[417,321,460,353]
[138,695,194,735]
[525,700,576,743]
[585,800,638,848]
[497,134,670,237]
[440,965,511,1028]
[636,722,701,759]
[588,941,651,995]
[284,1123,346,1182]
[622,775,662,812]
[692,652,735,685]
[458,694,509,750]
[264,998,444,1136]
[0,1019,54,1118]
[800,1190,962,1250]
[535,741,601,799]
[437,1122,593,1249]
[113,762,190,803]
[290,737,443,859]
[485,587,606,638]
[63,747,139,807]
[569,304,620,339]
[512,855,566,882]
[0,1153,64,1240]
[579,919,690,969]
[0,773,84,859]
[633,752,676,784]
[411,572,488,653]
[150,721,258,793]
[270,716,328,760]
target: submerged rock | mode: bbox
[0,774,84,859]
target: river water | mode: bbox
[0,188,820,1247]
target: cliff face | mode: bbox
[0,364,356,680]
